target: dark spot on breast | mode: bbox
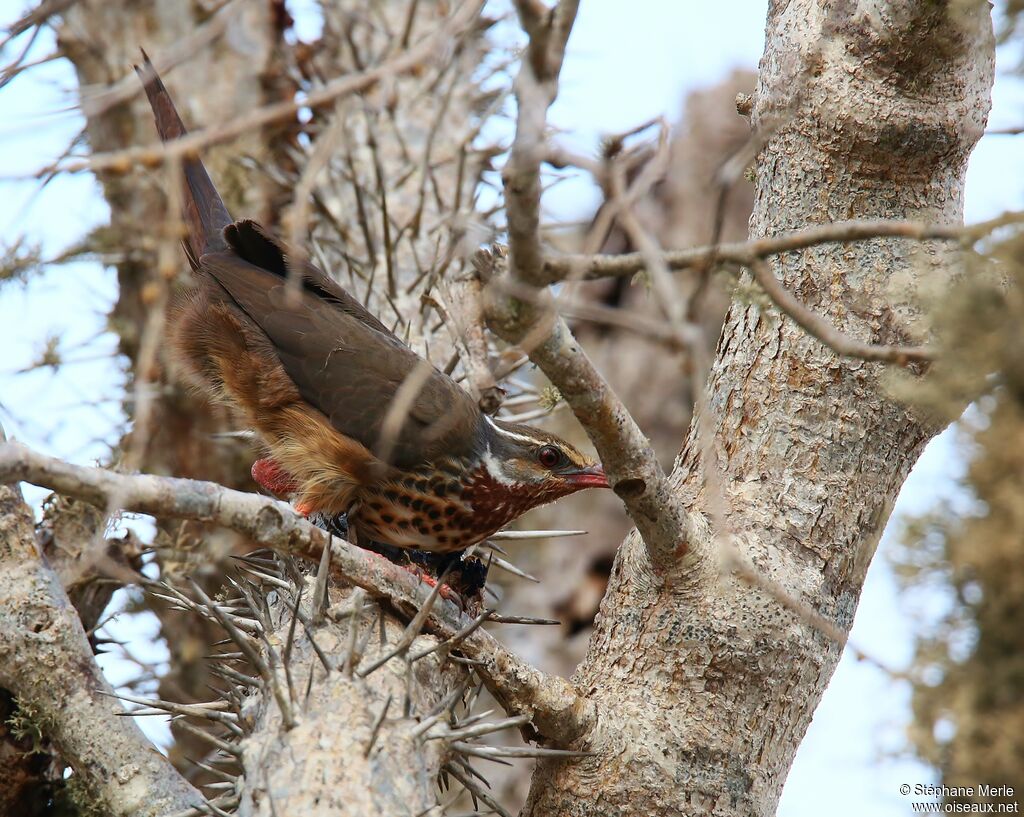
[416,479,429,492]
[444,507,456,516]
[433,523,443,532]
[398,494,412,507]
[397,520,409,528]
[427,508,440,520]
[437,535,448,544]
[432,483,447,497]
[412,517,423,527]
[381,514,394,524]
[384,490,399,502]
[370,502,383,511]
[446,481,461,496]
[411,498,424,511]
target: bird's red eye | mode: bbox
[537,446,562,469]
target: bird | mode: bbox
[135,53,609,555]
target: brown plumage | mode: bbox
[136,52,609,552]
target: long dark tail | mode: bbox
[134,49,231,269]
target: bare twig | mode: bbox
[502,0,580,286]
[374,358,437,464]
[723,546,904,678]
[33,0,484,179]
[1,0,77,47]
[438,273,504,413]
[484,2,709,577]
[747,258,931,365]
[482,254,709,576]
[538,211,1023,283]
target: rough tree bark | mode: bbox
[521,3,994,815]
[488,70,758,806]
[0,463,200,816]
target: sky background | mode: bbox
[2,1,1022,814]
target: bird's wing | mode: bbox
[223,219,398,339]
[198,246,481,468]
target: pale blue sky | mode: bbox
[2,1,1022,814]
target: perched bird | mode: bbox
[136,54,609,554]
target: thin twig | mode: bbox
[747,258,932,365]
[538,211,1022,283]
[31,0,484,179]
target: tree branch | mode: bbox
[0,440,595,745]
[747,257,932,365]
[538,211,1023,283]
[484,2,712,579]
[0,461,202,815]
[482,261,710,576]
[33,0,484,179]
[503,0,579,287]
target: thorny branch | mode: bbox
[29,0,484,179]
[0,441,596,745]
[483,1,710,577]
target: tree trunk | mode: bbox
[522,3,994,815]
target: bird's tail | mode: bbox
[134,49,231,268]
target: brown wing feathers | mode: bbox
[137,53,482,513]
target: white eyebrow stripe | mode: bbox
[485,415,540,446]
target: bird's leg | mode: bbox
[307,510,349,539]
[400,549,487,612]
[400,559,465,606]
[345,510,360,546]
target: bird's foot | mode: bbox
[306,510,349,538]
[402,550,488,614]
[402,563,464,606]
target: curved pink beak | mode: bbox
[566,464,610,489]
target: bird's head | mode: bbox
[479,416,609,503]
